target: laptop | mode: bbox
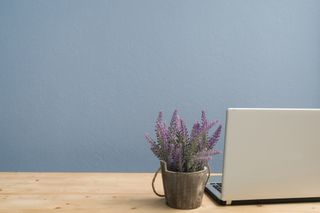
[205,108,320,205]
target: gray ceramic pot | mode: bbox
[152,160,210,209]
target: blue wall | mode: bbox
[0,0,319,172]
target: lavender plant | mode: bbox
[145,110,222,172]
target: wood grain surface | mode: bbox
[0,172,319,212]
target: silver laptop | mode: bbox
[205,108,320,205]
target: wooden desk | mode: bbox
[0,173,319,212]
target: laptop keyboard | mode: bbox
[210,182,222,193]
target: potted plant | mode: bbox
[145,110,222,209]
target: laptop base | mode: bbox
[205,187,320,205]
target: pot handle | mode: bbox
[151,167,165,197]
[205,164,211,186]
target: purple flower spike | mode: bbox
[169,110,180,136]
[208,125,222,149]
[180,118,189,140]
[191,121,201,140]
[203,120,218,133]
[170,110,178,127]
[201,110,208,129]
[145,133,155,145]
[145,133,161,158]
[156,111,163,126]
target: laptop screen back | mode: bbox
[221,108,320,201]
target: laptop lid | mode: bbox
[221,108,320,202]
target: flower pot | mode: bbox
[152,160,210,209]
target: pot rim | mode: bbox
[160,160,208,175]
